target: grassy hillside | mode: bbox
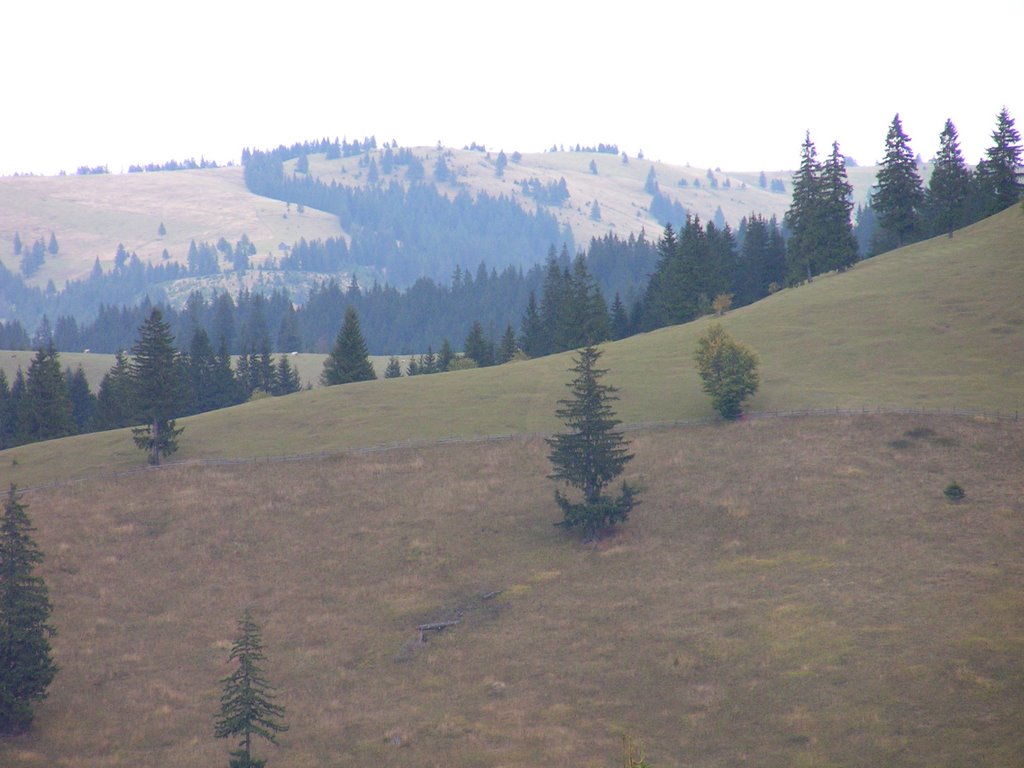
[3,205,1021,489]
[2,414,1022,767]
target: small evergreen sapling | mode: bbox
[215,609,288,768]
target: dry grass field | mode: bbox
[1,413,1021,767]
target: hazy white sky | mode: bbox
[3,0,1021,176]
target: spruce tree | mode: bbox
[975,107,1022,217]
[384,356,403,379]
[0,485,58,735]
[437,338,454,372]
[272,356,302,395]
[818,141,858,272]
[546,345,638,540]
[463,321,493,367]
[130,308,186,465]
[214,609,287,768]
[0,372,12,449]
[17,344,75,444]
[65,366,96,433]
[872,114,924,250]
[784,132,823,282]
[321,306,376,386]
[609,293,630,341]
[497,324,518,364]
[519,290,546,358]
[924,119,972,237]
[95,351,135,430]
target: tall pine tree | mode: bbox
[0,485,58,735]
[872,114,924,250]
[925,119,972,237]
[130,308,186,465]
[974,106,1022,217]
[17,344,75,444]
[818,141,858,272]
[784,132,824,282]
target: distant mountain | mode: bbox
[0,143,881,314]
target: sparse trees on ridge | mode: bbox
[0,485,58,735]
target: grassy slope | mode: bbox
[2,414,1022,767]
[3,206,1021,489]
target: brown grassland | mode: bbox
[1,413,1022,767]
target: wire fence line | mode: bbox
[15,405,1020,496]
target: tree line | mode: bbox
[0,311,303,452]
[846,108,1020,261]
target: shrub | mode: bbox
[943,481,965,502]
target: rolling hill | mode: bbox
[0,205,1021,767]
[0,146,881,304]
[2,204,1020,490]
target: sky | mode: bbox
[3,0,1022,177]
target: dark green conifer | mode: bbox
[546,345,637,540]
[925,119,972,237]
[974,107,1022,217]
[784,132,824,282]
[818,141,858,272]
[384,356,403,379]
[519,290,545,358]
[463,321,493,367]
[17,344,75,444]
[437,338,454,372]
[65,366,96,433]
[497,324,518,364]
[95,351,135,430]
[214,609,287,768]
[272,356,302,396]
[0,485,58,735]
[872,114,924,250]
[129,308,186,465]
[321,306,376,386]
